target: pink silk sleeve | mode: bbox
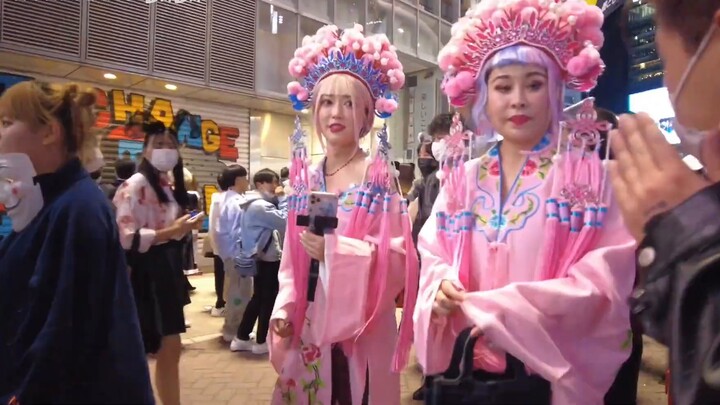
[413,188,469,375]
[460,201,636,404]
[268,230,296,373]
[112,183,156,253]
[309,232,407,345]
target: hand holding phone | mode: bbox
[189,211,205,222]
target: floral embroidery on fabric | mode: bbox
[473,153,549,242]
[276,340,326,405]
[277,378,298,404]
[299,343,324,404]
[337,185,360,213]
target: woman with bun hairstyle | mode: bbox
[269,24,418,404]
[113,109,203,405]
[0,81,154,403]
[414,1,636,403]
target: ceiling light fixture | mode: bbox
[165,84,178,91]
[103,73,117,80]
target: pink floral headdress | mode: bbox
[439,0,605,107]
[287,24,405,118]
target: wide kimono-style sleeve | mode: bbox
[112,181,156,253]
[268,229,297,373]
[463,202,635,404]
[309,197,408,346]
[11,198,154,403]
[413,186,465,374]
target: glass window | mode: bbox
[461,0,473,17]
[299,0,332,21]
[336,0,365,28]
[367,0,390,35]
[300,16,325,42]
[440,22,451,45]
[420,0,439,15]
[264,0,298,11]
[441,0,459,22]
[418,12,438,61]
[256,3,298,94]
[394,2,417,54]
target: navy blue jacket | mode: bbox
[0,159,154,404]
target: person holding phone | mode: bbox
[414,1,636,403]
[113,110,202,405]
[268,24,418,405]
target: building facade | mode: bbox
[625,0,662,94]
[0,0,468,176]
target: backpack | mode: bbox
[233,199,281,277]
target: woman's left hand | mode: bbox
[609,113,711,241]
[300,231,325,262]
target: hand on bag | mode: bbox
[433,280,465,317]
[300,231,325,262]
[273,319,294,338]
[609,113,711,241]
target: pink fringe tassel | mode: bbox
[392,199,420,372]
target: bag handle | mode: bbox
[444,327,532,381]
[443,327,479,380]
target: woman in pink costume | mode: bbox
[269,24,418,405]
[414,0,637,403]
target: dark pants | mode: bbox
[330,345,370,405]
[213,255,225,309]
[604,320,644,404]
[237,260,280,344]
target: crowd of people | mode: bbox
[1,0,720,404]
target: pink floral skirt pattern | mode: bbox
[273,341,333,405]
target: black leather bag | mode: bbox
[426,327,551,405]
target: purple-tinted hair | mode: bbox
[471,45,564,140]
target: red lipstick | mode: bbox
[329,123,346,133]
[509,115,531,126]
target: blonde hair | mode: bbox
[312,73,374,146]
[0,81,98,167]
[183,167,198,190]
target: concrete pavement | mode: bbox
[155,272,669,404]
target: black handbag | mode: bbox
[426,327,551,405]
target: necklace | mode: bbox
[325,149,360,177]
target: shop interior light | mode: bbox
[103,73,117,80]
[165,84,178,91]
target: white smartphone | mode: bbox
[308,192,339,220]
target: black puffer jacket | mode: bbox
[632,182,720,404]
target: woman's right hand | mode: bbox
[433,280,465,317]
[173,214,201,237]
[272,319,294,338]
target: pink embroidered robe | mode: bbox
[269,168,409,405]
[413,146,636,404]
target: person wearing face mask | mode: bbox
[0,82,154,403]
[416,1,636,403]
[409,114,452,248]
[607,1,720,403]
[231,168,287,355]
[113,109,203,405]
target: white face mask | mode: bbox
[150,149,179,172]
[0,153,44,232]
[670,24,717,160]
[431,139,447,161]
